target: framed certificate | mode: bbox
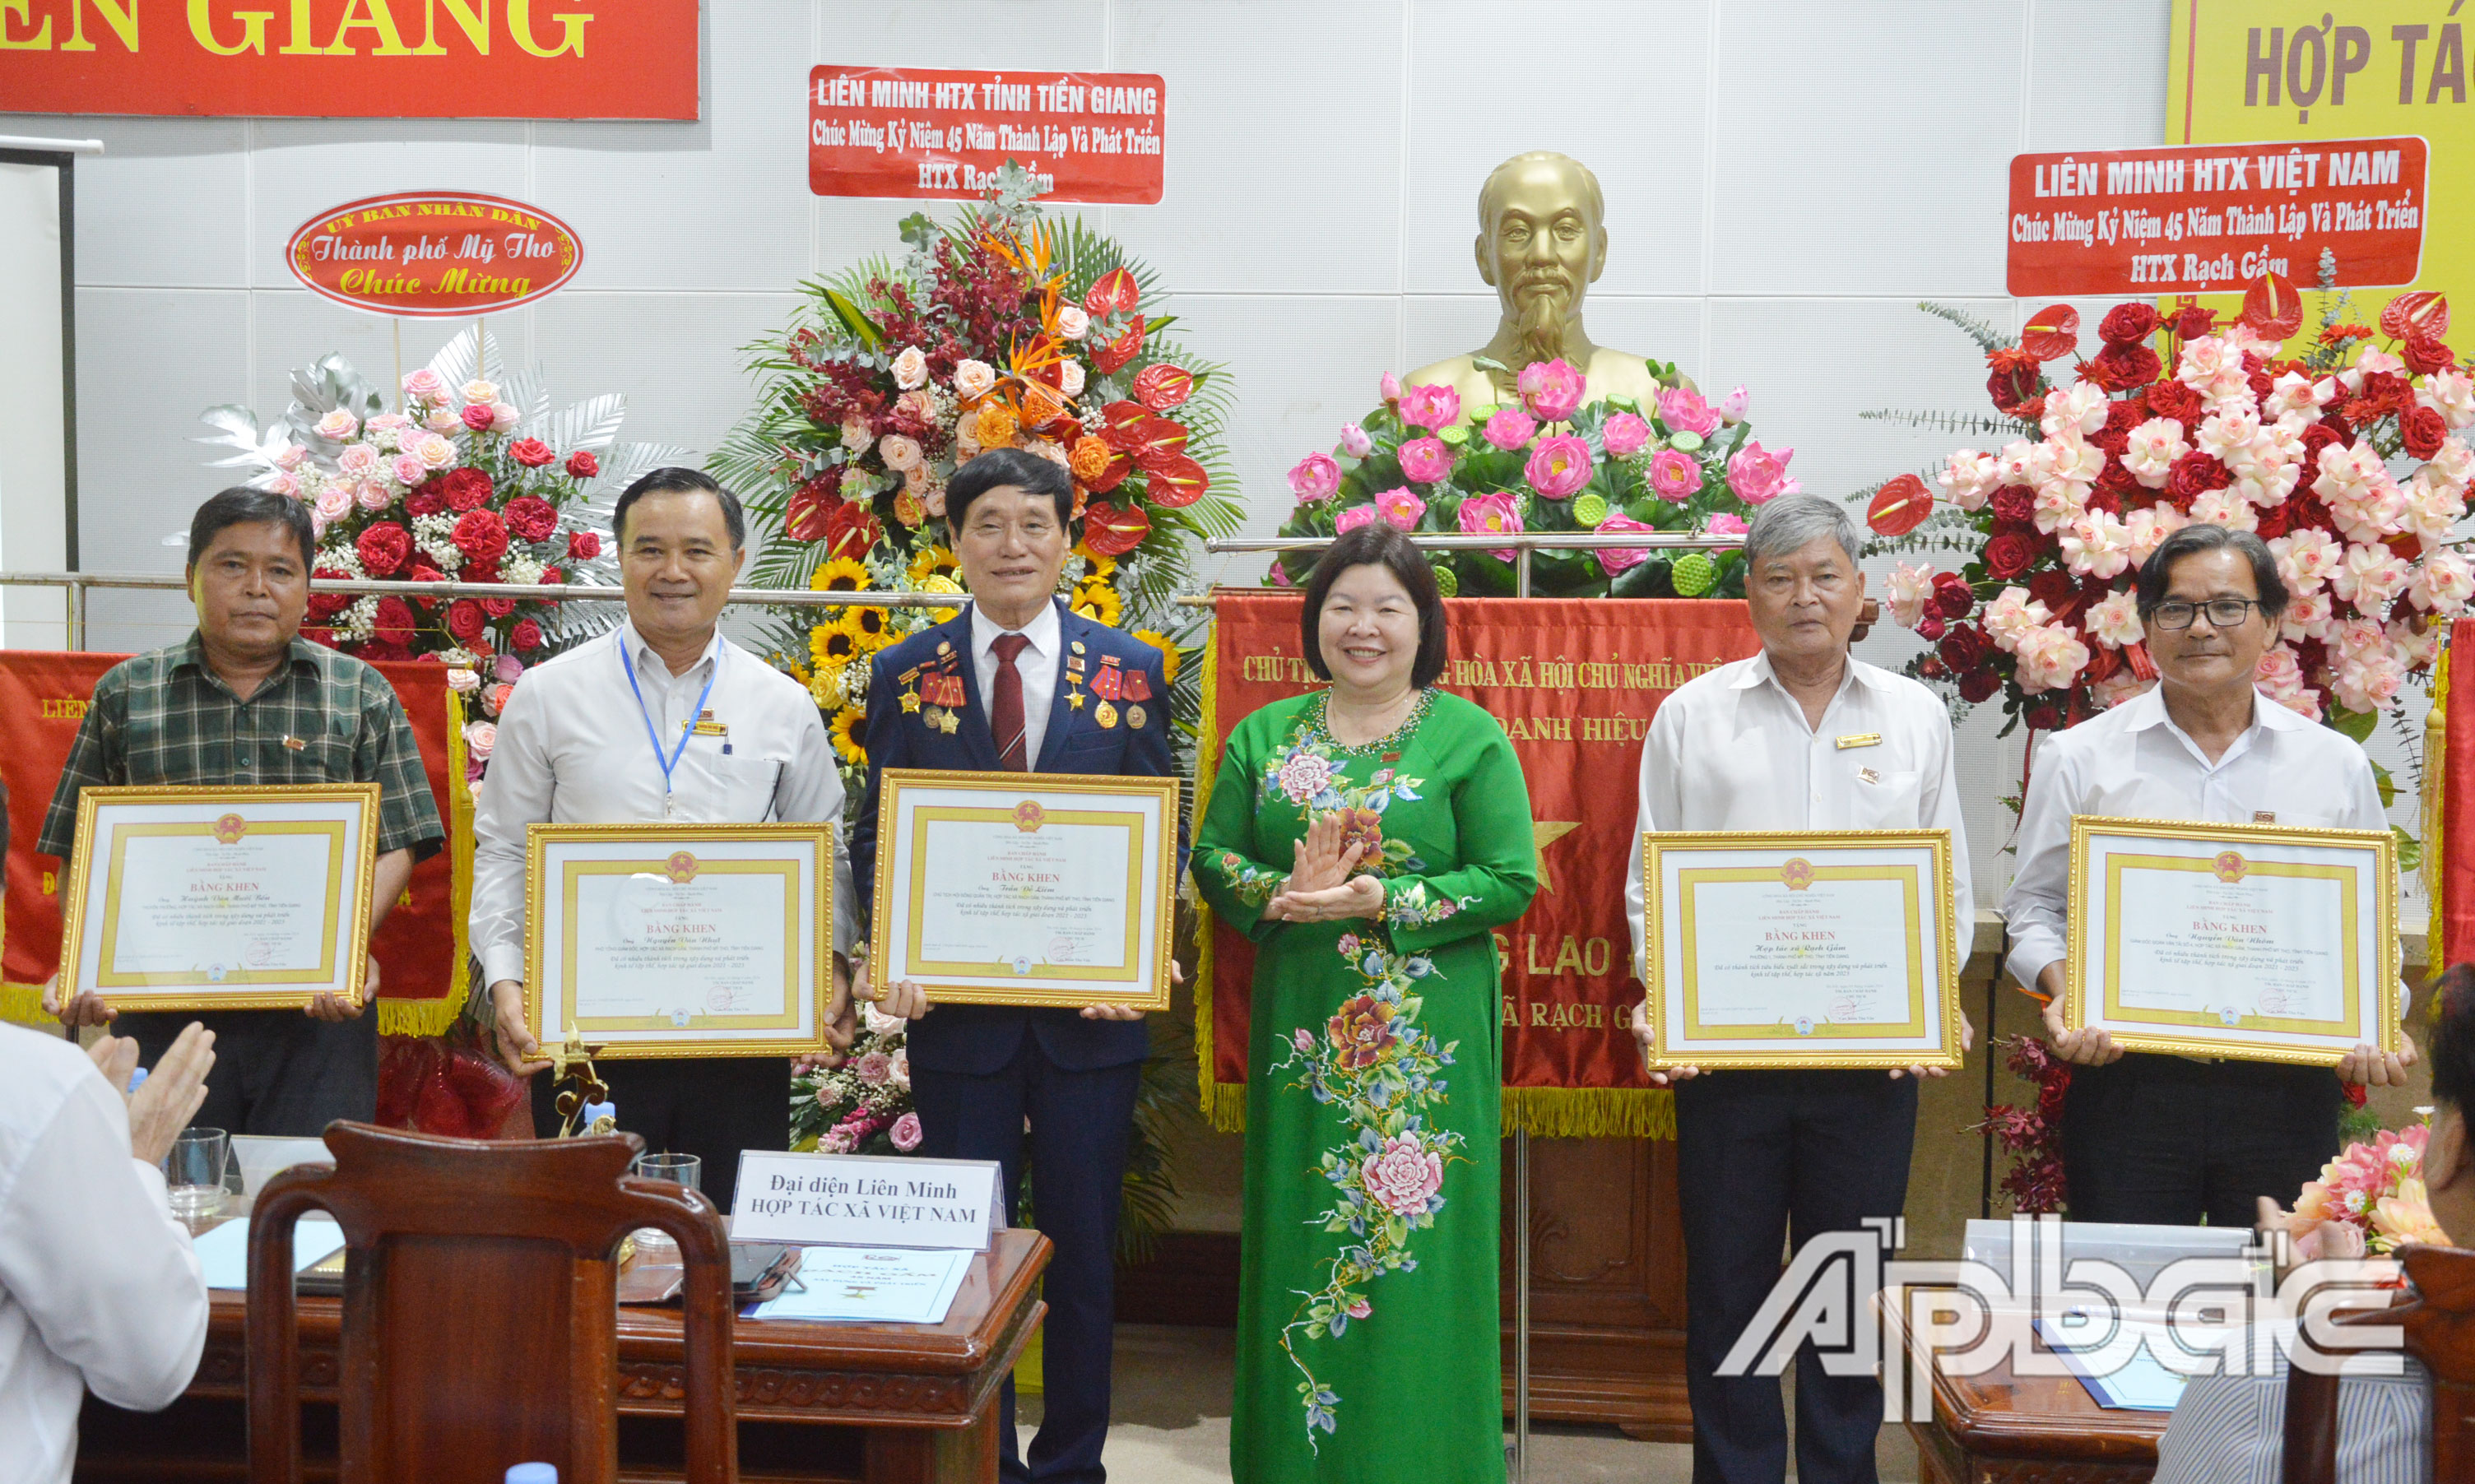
[523,823,837,1060]
[1640,830,1964,1069]
[2064,816,2398,1064]
[869,769,1179,1010]
[58,784,380,1012]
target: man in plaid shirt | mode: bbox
[40,487,443,1134]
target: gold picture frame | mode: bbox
[869,768,1181,1011]
[58,783,380,1012]
[1640,829,1964,1069]
[522,822,837,1060]
[2064,814,2398,1064]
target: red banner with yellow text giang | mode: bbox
[0,652,468,1034]
[1195,596,1759,1137]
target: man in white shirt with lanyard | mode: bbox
[1623,494,1973,1484]
[2003,522,2412,1228]
[471,468,854,1213]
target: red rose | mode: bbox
[2173,304,2215,338]
[1914,613,1947,642]
[511,618,544,652]
[372,596,416,646]
[1939,625,1990,671]
[2404,332,2456,377]
[1933,573,1975,619]
[308,566,354,622]
[461,403,495,432]
[446,599,486,642]
[442,467,494,512]
[2166,452,2232,503]
[2095,457,2138,495]
[1985,531,2038,579]
[2091,343,2160,392]
[355,522,411,577]
[2027,568,2077,615]
[566,530,601,560]
[1957,665,2003,703]
[451,508,508,564]
[509,438,555,468]
[2254,502,2292,540]
[2402,405,2449,460]
[478,598,518,620]
[1918,656,1951,681]
[564,449,601,480]
[406,480,448,517]
[2099,303,2160,345]
[502,495,558,544]
[406,563,445,610]
[2025,703,2064,731]
[1987,366,2040,415]
[2147,379,2202,422]
[2301,422,2343,459]
[1990,486,2036,527]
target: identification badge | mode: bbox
[1834,733,1883,750]
[1857,767,1881,786]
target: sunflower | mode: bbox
[907,545,960,585]
[1072,541,1117,580]
[829,704,867,765]
[810,556,870,593]
[809,623,858,673]
[1131,628,1181,687]
[838,604,895,652]
[1070,580,1122,628]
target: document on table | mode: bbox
[749,1245,974,1325]
[2036,1311,2192,1412]
[192,1216,346,1290]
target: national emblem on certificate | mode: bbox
[1639,830,1963,1069]
[2064,816,2398,1064]
[57,783,382,1011]
[522,823,837,1059]
[869,769,1179,1010]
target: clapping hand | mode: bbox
[1265,814,1381,923]
[90,1021,216,1167]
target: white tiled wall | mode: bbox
[36,0,2431,911]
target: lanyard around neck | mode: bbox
[621,636,721,801]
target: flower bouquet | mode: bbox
[789,999,919,1155]
[2277,1121,2447,1254]
[1271,360,1785,599]
[1864,271,2473,741]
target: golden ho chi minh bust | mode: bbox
[1406,151,1690,410]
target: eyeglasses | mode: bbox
[2148,598,2265,630]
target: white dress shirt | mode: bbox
[970,599,1061,766]
[0,1023,207,1484]
[2001,684,2386,991]
[1625,652,1975,982]
[470,618,856,988]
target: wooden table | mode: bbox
[77,1227,1049,1484]
[1884,1290,2166,1483]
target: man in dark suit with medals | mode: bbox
[850,448,1176,1484]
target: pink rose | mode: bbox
[1372,486,1428,529]
[1648,448,1701,501]
[1657,386,1720,437]
[856,1051,891,1084]
[1595,514,1655,576]
[463,721,498,760]
[1482,407,1539,451]
[461,403,495,432]
[1601,411,1651,458]
[1517,359,1586,422]
[337,443,379,478]
[1398,437,1455,484]
[1524,435,1594,499]
[1339,422,1373,457]
[1725,440,1797,503]
[1457,490,1524,559]
[1397,382,1461,431]
[489,401,519,430]
[446,667,481,694]
[313,485,352,522]
[1334,506,1377,535]
[1289,452,1341,503]
[1360,1134,1445,1216]
[1707,513,1748,536]
[267,472,299,498]
[890,1112,923,1152]
[494,652,525,683]
[412,433,457,469]
[402,368,444,401]
[314,410,359,441]
[355,480,392,511]
[392,452,430,486]
[273,443,307,471]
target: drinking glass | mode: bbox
[165,1129,230,1224]
[630,1152,702,1260]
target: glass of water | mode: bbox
[630,1152,701,1260]
[165,1129,230,1225]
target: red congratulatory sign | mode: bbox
[286,193,582,317]
[0,0,697,120]
[2008,137,2426,297]
[810,66,1164,204]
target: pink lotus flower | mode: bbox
[1525,435,1594,499]
[1517,359,1586,422]
[889,1112,923,1152]
[1656,386,1720,437]
[1594,514,1655,576]
[1481,407,1538,452]
[1398,437,1455,484]
[1339,422,1373,457]
[1715,386,1751,423]
[1269,554,1295,585]
[1457,490,1523,559]
[1335,507,1376,535]
[1398,382,1461,431]
[1707,513,1748,536]
[1380,371,1402,403]
[1725,440,1797,503]
[1601,412,1651,458]
[1373,486,1428,529]
[1289,452,1340,503]
[1360,1134,1445,1216]
[1648,448,1701,502]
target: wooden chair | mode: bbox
[2282,1243,2475,1484]
[245,1122,736,1484]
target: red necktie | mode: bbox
[992,633,1031,772]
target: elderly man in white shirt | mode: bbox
[471,468,854,1213]
[2003,522,2412,1229]
[1,1019,216,1484]
[1623,493,1973,1484]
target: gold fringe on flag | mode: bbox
[2427,639,2450,1005]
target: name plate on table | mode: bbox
[732,1151,1003,1250]
[523,823,836,1060]
[2065,816,2398,1064]
[1640,830,1964,1069]
[868,769,1178,1010]
[58,784,380,1011]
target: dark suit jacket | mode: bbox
[853,599,1175,1074]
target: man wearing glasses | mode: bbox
[2003,522,2416,1227]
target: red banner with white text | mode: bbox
[1194,596,1760,1137]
